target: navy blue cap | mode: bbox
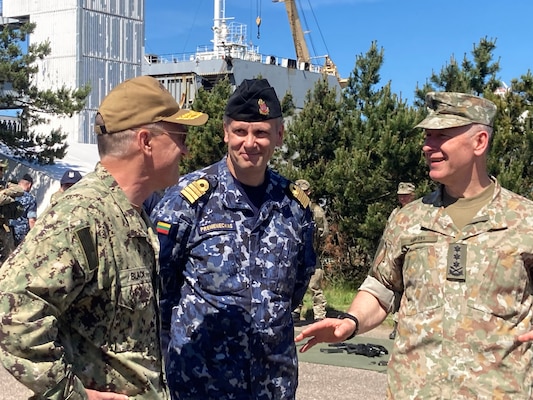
[224,79,282,122]
[21,173,33,184]
[60,170,82,185]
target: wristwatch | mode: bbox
[338,312,359,340]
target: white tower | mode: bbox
[1,1,144,144]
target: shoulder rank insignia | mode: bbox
[288,183,310,209]
[181,178,210,204]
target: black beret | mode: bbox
[225,79,282,122]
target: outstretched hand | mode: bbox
[294,317,355,353]
[517,330,533,343]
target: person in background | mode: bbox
[296,92,533,399]
[152,78,316,400]
[9,173,37,246]
[0,75,208,399]
[0,159,23,262]
[292,178,329,322]
[387,181,416,340]
[50,169,83,203]
[0,159,7,187]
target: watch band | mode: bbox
[338,312,359,340]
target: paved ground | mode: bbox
[0,324,392,399]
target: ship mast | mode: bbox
[212,0,227,58]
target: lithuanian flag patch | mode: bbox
[156,221,171,235]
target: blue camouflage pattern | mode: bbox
[151,157,316,400]
[9,190,36,243]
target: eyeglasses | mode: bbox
[151,126,188,146]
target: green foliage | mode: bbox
[274,41,425,285]
[487,72,533,195]
[414,37,501,104]
[181,78,233,173]
[0,22,90,164]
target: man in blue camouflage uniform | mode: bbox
[296,92,533,399]
[9,173,37,246]
[152,78,316,400]
[0,76,208,400]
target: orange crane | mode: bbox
[271,0,346,87]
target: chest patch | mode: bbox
[199,221,236,234]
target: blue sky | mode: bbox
[145,0,533,104]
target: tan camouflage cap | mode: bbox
[415,92,497,129]
[295,179,310,191]
[94,76,208,135]
[397,182,415,195]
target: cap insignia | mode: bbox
[258,99,270,116]
[177,110,205,121]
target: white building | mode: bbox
[1,0,144,144]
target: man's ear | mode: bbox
[473,129,490,156]
[137,129,153,155]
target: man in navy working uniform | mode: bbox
[152,78,316,400]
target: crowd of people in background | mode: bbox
[0,77,532,400]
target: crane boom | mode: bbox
[272,0,346,87]
[273,0,310,64]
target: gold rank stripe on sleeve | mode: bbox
[289,183,310,209]
[180,178,210,204]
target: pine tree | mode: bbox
[181,78,232,173]
[0,22,90,164]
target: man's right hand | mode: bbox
[294,317,356,352]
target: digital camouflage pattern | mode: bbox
[151,157,316,400]
[415,92,497,129]
[0,163,168,400]
[364,179,533,399]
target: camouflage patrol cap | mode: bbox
[295,179,310,191]
[225,78,282,122]
[397,182,415,195]
[95,76,209,135]
[0,159,7,169]
[415,92,497,129]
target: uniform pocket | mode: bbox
[401,236,444,316]
[118,266,155,310]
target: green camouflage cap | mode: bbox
[415,92,497,129]
[397,182,415,195]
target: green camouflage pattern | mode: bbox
[0,183,24,263]
[415,92,497,129]
[0,163,168,400]
[368,179,533,399]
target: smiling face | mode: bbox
[422,124,489,193]
[224,117,283,186]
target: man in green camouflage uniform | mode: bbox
[296,92,533,399]
[0,76,208,399]
[293,179,329,321]
[0,159,23,263]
